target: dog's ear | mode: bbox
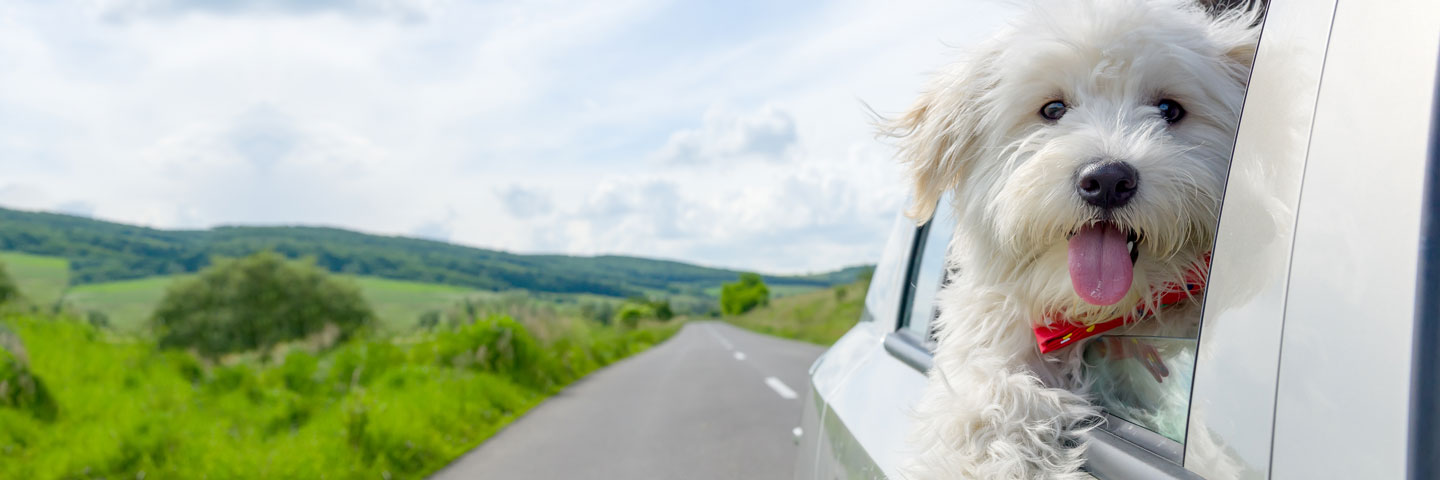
[881,48,999,224]
[1207,3,1264,69]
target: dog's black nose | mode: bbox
[1076,162,1139,209]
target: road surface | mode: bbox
[429,321,827,480]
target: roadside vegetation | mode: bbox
[724,271,871,346]
[0,252,680,479]
[719,272,770,315]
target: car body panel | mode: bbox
[1269,2,1440,478]
[798,319,925,480]
[795,1,1440,478]
[1182,1,1335,477]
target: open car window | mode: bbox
[898,193,958,348]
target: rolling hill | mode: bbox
[0,207,869,299]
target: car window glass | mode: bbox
[863,213,919,326]
[901,194,958,344]
[1075,3,1270,452]
[1083,336,1196,443]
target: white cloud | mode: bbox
[654,105,798,165]
[96,0,442,22]
[0,0,1018,273]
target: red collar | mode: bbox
[1033,254,1211,353]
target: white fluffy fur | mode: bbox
[888,1,1260,478]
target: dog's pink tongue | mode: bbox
[1068,223,1133,306]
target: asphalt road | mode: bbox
[429,321,827,480]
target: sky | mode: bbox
[0,0,1015,274]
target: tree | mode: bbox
[0,262,20,305]
[720,272,770,315]
[614,303,655,329]
[652,300,674,321]
[151,251,376,358]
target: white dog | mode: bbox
[887,1,1260,478]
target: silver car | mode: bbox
[794,1,1440,478]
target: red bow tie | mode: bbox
[1033,254,1211,354]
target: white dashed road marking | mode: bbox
[709,324,800,402]
[706,325,735,350]
[764,377,798,400]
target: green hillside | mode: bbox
[725,280,868,346]
[0,207,869,299]
[0,252,69,306]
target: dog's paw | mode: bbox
[910,367,1100,479]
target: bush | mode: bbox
[428,316,556,391]
[86,310,110,329]
[417,310,442,330]
[720,273,769,315]
[613,303,654,329]
[0,328,57,421]
[151,251,376,359]
[0,262,20,305]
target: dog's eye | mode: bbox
[1040,101,1067,121]
[1157,99,1185,124]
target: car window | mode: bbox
[863,213,920,326]
[1083,336,1196,443]
[899,193,958,346]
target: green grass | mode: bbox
[62,275,192,333]
[724,281,868,346]
[0,311,682,479]
[61,274,497,334]
[0,252,69,306]
[340,275,488,332]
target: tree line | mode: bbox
[0,207,868,298]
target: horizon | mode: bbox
[0,203,872,277]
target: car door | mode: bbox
[796,1,1440,478]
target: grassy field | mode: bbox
[339,275,487,332]
[0,252,68,306]
[61,273,502,334]
[62,275,190,332]
[724,280,867,346]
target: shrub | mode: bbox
[86,310,110,329]
[417,310,442,330]
[614,303,654,329]
[0,329,57,422]
[651,300,674,321]
[0,262,19,305]
[151,251,376,358]
[428,316,556,391]
[579,301,616,325]
[720,273,769,315]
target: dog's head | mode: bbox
[888,0,1259,321]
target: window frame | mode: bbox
[882,215,936,371]
[873,8,1285,477]
[881,200,1203,479]
[880,196,1194,476]
[884,190,957,373]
